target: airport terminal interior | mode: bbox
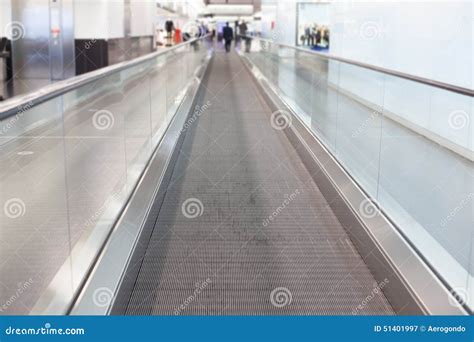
[0,0,472,316]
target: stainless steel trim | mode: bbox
[49,0,76,80]
[247,36,474,97]
[0,35,211,120]
[239,51,469,315]
[11,0,51,80]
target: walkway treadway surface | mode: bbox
[125,50,394,315]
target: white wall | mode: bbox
[262,0,333,44]
[0,0,12,38]
[298,2,330,26]
[262,0,472,156]
[328,0,473,155]
[130,0,155,37]
[261,0,296,45]
[107,0,125,39]
[260,1,276,38]
[74,0,124,39]
[75,0,155,39]
[330,0,472,88]
[74,0,110,39]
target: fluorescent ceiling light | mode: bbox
[205,4,254,15]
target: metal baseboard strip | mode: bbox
[69,52,213,315]
[238,52,467,316]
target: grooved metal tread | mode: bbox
[125,50,394,315]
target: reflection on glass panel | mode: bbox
[243,37,473,311]
[309,58,339,149]
[378,85,473,308]
[0,38,209,314]
[122,62,154,189]
[0,99,73,314]
[62,73,129,291]
[335,65,385,198]
[150,55,168,146]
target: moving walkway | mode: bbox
[0,36,471,316]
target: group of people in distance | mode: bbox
[159,19,251,53]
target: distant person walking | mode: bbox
[239,21,248,38]
[239,21,251,52]
[223,22,234,53]
[165,19,174,46]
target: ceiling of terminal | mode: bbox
[203,0,261,16]
[205,0,257,4]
